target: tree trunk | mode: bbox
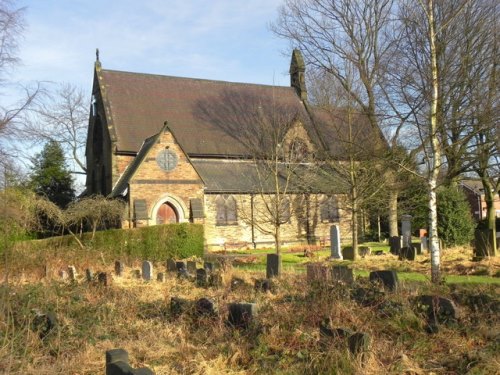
[352,195,358,260]
[481,177,497,255]
[388,191,398,237]
[275,224,281,255]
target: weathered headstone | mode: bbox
[266,254,281,278]
[142,261,153,281]
[307,263,330,283]
[157,272,165,282]
[98,272,112,286]
[342,246,355,261]
[413,295,461,332]
[399,246,416,261]
[412,242,422,255]
[166,258,177,272]
[420,236,428,252]
[331,265,354,285]
[389,236,403,255]
[114,261,124,277]
[195,297,218,316]
[186,261,197,274]
[170,297,190,316]
[358,246,371,258]
[330,224,342,260]
[204,262,214,273]
[175,261,186,272]
[59,270,68,280]
[105,348,154,375]
[369,270,399,291]
[228,303,257,328]
[67,265,77,281]
[209,272,223,287]
[196,268,208,287]
[401,214,412,248]
[85,268,94,282]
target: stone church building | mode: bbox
[85,50,381,251]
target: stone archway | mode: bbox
[150,194,188,225]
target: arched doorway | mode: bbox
[156,202,178,224]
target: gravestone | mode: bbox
[186,261,197,274]
[369,270,398,291]
[389,236,403,255]
[358,246,371,258]
[105,348,154,375]
[196,268,208,287]
[142,261,153,281]
[170,297,190,317]
[204,262,214,273]
[98,272,112,286]
[114,261,124,277]
[195,297,218,316]
[59,270,68,280]
[157,272,165,282]
[266,254,281,278]
[401,214,412,248]
[254,278,273,293]
[348,332,371,356]
[331,265,354,285]
[209,272,223,287]
[307,263,330,283]
[228,303,257,328]
[166,258,177,272]
[67,266,77,281]
[330,224,342,260]
[420,237,428,252]
[399,246,416,261]
[342,246,355,261]
[412,242,422,255]
[85,268,94,282]
[175,261,186,272]
[414,295,461,332]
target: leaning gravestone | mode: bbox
[330,224,342,260]
[114,261,124,277]
[307,263,330,283]
[369,270,399,291]
[228,303,258,328]
[142,261,153,281]
[342,246,355,261]
[331,265,354,285]
[195,298,218,317]
[98,272,112,286]
[266,254,281,278]
[186,261,197,274]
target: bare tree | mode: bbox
[272,0,401,238]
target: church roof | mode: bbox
[97,69,318,156]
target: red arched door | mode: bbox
[156,202,178,224]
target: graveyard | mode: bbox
[0,234,499,375]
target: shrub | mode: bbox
[437,185,475,247]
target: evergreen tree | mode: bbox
[30,140,75,208]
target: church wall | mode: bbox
[203,193,351,251]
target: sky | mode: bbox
[13,0,292,94]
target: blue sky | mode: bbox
[13,0,292,92]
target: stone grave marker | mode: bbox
[176,261,186,272]
[228,302,257,328]
[157,272,165,282]
[369,270,398,291]
[142,261,153,281]
[389,236,403,255]
[413,295,461,333]
[59,270,68,280]
[67,265,77,281]
[330,224,342,260]
[105,348,154,375]
[114,261,124,276]
[187,261,197,274]
[85,268,94,282]
[196,268,208,287]
[420,237,428,252]
[307,263,330,283]
[342,246,355,261]
[412,242,422,255]
[348,332,371,356]
[266,254,281,278]
[171,297,190,317]
[195,297,218,317]
[166,258,177,272]
[204,262,214,273]
[399,246,416,261]
[98,272,112,286]
[209,272,223,287]
[401,214,412,248]
[331,265,354,285]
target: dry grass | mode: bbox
[1,245,499,374]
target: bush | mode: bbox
[89,223,204,260]
[437,185,475,247]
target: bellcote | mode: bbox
[289,49,307,101]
